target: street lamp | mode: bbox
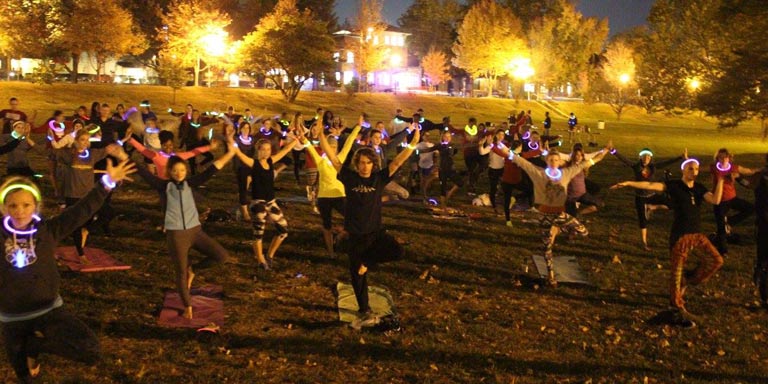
[618,73,631,100]
[195,27,228,86]
[510,58,534,100]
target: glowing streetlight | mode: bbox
[687,77,701,92]
[619,73,631,85]
[390,54,402,67]
[195,27,228,86]
[509,58,535,100]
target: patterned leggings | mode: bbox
[250,199,288,239]
[538,212,588,276]
[670,233,724,308]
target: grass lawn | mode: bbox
[0,83,766,383]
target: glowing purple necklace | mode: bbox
[78,149,90,159]
[239,135,252,145]
[3,214,41,236]
[260,127,273,136]
[545,167,562,181]
[522,131,531,140]
[716,161,731,172]
[49,120,65,135]
[528,141,540,151]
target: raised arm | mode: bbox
[270,132,301,163]
[656,149,687,169]
[337,122,361,163]
[704,174,725,205]
[388,123,420,177]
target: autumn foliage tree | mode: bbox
[160,0,231,86]
[421,48,450,91]
[353,0,389,92]
[239,0,335,102]
[452,0,528,96]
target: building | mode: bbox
[0,53,158,83]
[332,26,421,92]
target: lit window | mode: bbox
[384,35,390,45]
[373,36,379,45]
[335,72,341,81]
[347,52,354,63]
[343,71,354,85]
[333,52,340,62]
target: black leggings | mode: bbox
[465,154,482,192]
[634,194,670,229]
[713,197,754,255]
[317,197,345,230]
[166,226,228,307]
[501,182,528,221]
[236,166,251,206]
[291,149,304,183]
[65,197,95,256]
[2,307,100,381]
[439,169,464,196]
[487,168,503,208]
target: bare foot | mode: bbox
[79,255,91,265]
[27,357,40,378]
[255,254,269,270]
[187,267,195,290]
[183,306,193,319]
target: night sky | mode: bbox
[334,0,656,36]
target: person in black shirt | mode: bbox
[420,130,464,205]
[747,155,768,309]
[612,158,724,317]
[326,119,420,327]
[232,131,301,269]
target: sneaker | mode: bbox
[506,221,513,227]
[312,206,320,215]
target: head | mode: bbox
[186,104,193,114]
[72,119,85,132]
[167,156,189,182]
[53,110,64,123]
[146,116,157,128]
[240,122,252,136]
[256,139,272,160]
[227,106,234,114]
[0,177,42,228]
[116,103,125,114]
[546,150,564,169]
[99,103,111,119]
[715,148,731,164]
[369,130,383,146]
[159,130,175,153]
[322,110,333,122]
[638,148,653,166]
[571,147,585,163]
[352,147,380,177]
[494,128,505,143]
[74,127,92,150]
[681,159,700,181]
[77,105,88,116]
[468,117,477,125]
[140,100,151,112]
[375,121,385,131]
[441,130,452,143]
[192,109,200,119]
[8,97,19,110]
[530,131,541,143]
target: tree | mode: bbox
[601,41,637,120]
[499,0,564,32]
[160,0,231,86]
[452,0,528,97]
[239,0,335,102]
[398,0,462,58]
[353,0,389,92]
[697,0,768,131]
[0,1,67,80]
[157,54,189,104]
[421,48,450,91]
[635,0,732,112]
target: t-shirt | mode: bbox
[251,158,275,201]
[710,163,740,202]
[416,142,435,169]
[665,179,710,247]
[1,134,32,169]
[0,109,28,134]
[338,167,391,235]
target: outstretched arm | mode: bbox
[610,180,666,192]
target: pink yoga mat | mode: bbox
[158,285,224,329]
[55,247,131,272]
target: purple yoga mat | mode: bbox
[158,285,224,329]
[55,247,131,273]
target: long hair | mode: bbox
[352,147,381,172]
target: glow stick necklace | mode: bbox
[78,149,90,159]
[3,214,41,236]
[239,135,252,145]
[528,141,539,151]
[260,127,273,136]
[716,161,731,172]
[545,167,562,181]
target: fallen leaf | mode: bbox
[612,255,622,264]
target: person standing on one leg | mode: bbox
[612,158,725,318]
[709,148,756,257]
[327,121,420,325]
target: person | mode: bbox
[709,148,756,257]
[747,154,768,309]
[139,100,157,123]
[420,130,464,206]
[2,122,37,177]
[135,133,235,319]
[612,158,725,319]
[327,121,420,327]
[543,112,552,137]
[508,143,610,286]
[366,129,410,201]
[565,144,604,218]
[232,130,301,269]
[124,128,214,180]
[0,98,30,134]
[612,147,686,250]
[491,139,541,226]
[54,127,129,260]
[300,119,361,257]
[448,117,484,194]
[567,113,578,143]
[480,129,505,214]
[415,130,438,200]
[234,122,256,221]
[0,158,135,382]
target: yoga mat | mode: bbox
[158,285,224,329]
[336,282,395,323]
[55,247,131,273]
[531,255,591,285]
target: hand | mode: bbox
[683,148,688,159]
[123,126,133,142]
[610,182,627,190]
[358,115,365,127]
[105,158,137,184]
[605,139,614,152]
